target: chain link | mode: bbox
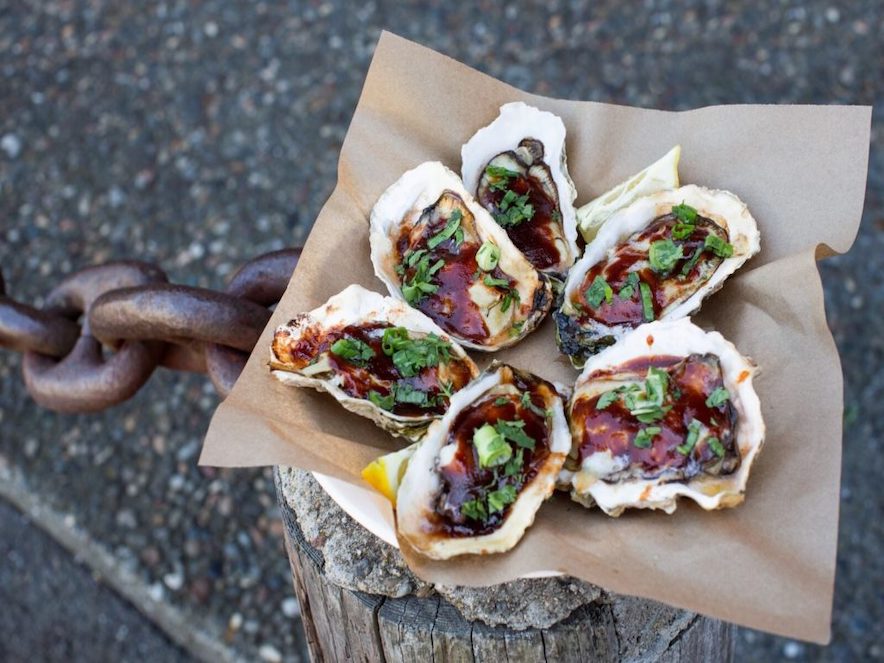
[1,249,300,412]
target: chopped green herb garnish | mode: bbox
[439,380,453,398]
[495,419,535,450]
[671,222,696,240]
[672,202,698,223]
[633,426,661,448]
[487,484,518,513]
[401,253,443,305]
[483,274,510,289]
[476,241,501,271]
[381,327,452,378]
[461,499,487,521]
[330,338,375,365]
[484,275,520,313]
[639,281,655,321]
[676,418,702,455]
[493,189,534,228]
[406,249,427,267]
[679,246,703,277]
[585,275,614,308]
[707,436,725,457]
[392,382,434,408]
[705,387,731,408]
[703,234,734,258]
[473,423,512,468]
[520,391,549,418]
[494,396,511,406]
[427,209,463,250]
[503,448,524,477]
[618,272,639,300]
[367,390,394,411]
[649,238,684,274]
[508,320,525,337]
[485,165,520,192]
[596,389,620,410]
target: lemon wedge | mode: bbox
[577,145,681,243]
[361,443,418,506]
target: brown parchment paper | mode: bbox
[201,32,871,643]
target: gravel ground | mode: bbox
[0,1,881,661]
[0,499,193,662]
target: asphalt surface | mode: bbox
[0,2,881,661]
[0,500,192,662]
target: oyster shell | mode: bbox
[270,284,479,440]
[562,318,764,516]
[461,102,579,280]
[370,161,553,351]
[555,184,760,367]
[397,363,571,559]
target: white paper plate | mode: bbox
[312,471,562,578]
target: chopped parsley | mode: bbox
[367,390,395,411]
[487,485,518,513]
[618,272,639,300]
[503,448,524,477]
[494,396,511,406]
[672,202,698,223]
[585,275,614,308]
[520,391,549,418]
[639,281,655,321]
[476,241,501,271]
[401,252,444,305]
[495,419,536,450]
[596,389,621,410]
[381,327,452,378]
[705,386,731,408]
[633,426,661,448]
[649,238,684,274]
[676,418,703,455]
[703,234,734,258]
[473,424,512,468]
[427,209,464,250]
[485,164,520,192]
[461,499,487,521]
[671,222,696,240]
[391,382,436,409]
[330,338,375,365]
[493,189,534,228]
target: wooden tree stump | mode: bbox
[275,468,734,662]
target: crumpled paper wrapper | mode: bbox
[201,32,871,643]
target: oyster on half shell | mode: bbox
[370,161,553,351]
[270,284,479,440]
[561,318,764,516]
[397,363,571,559]
[555,184,760,368]
[462,102,579,281]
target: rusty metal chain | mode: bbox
[0,249,300,412]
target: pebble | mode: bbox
[258,644,282,662]
[281,597,300,618]
[163,572,184,591]
[1,133,22,158]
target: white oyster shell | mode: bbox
[270,284,479,440]
[461,102,579,274]
[397,363,571,559]
[564,318,765,516]
[558,184,761,365]
[370,161,552,351]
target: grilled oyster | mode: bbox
[461,102,579,280]
[397,363,571,559]
[270,284,479,440]
[555,185,760,367]
[370,161,553,351]
[562,318,764,516]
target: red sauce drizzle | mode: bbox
[571,354,738,479]
[432,373,555,537]
[272,322,474,417]
[575,214,725,326]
